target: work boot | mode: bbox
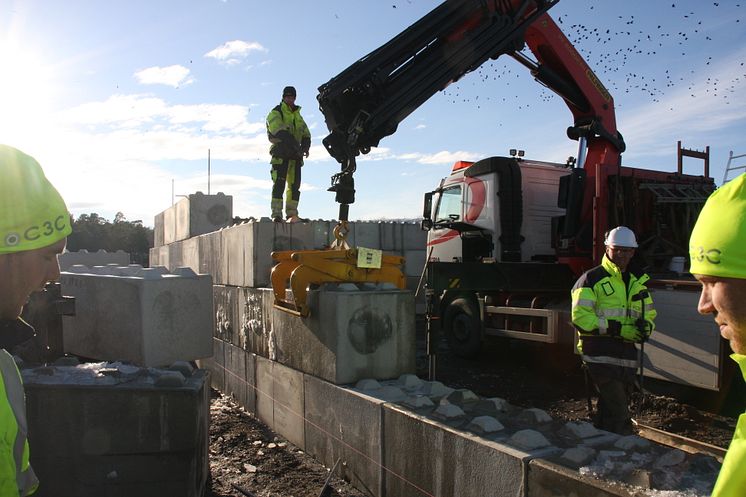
[272,216,284,223]
[287,215,309,223]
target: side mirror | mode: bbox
[422,191,434,223]
[421,219,433,231]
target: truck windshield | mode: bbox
[434,185,462,223]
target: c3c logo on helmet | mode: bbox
[691,245,721,264]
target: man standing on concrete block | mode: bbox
[0,144,71,496]
[266,85,311,223]
[689,173,746,497]
[571,226,656,435]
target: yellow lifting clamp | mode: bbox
[271,221,406,317]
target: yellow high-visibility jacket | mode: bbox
[0,349,37,496]
[571,255,656,367]
[266,101,311,165]
[711,353,746,497]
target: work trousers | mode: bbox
[271,158,301,218]
[586,362,636,435]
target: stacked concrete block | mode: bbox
[23,362,209,497]
[154,192,233,246]
[271,286,416,385]
[150,219,428,292]
[58,249,130,271]
[60,265,213,367]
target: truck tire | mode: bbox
[444,297,482,358]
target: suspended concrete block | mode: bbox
[60,265,213,367]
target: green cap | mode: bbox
[0,144,72,254]
[689,173,746,278]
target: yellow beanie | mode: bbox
[689,173,746,278]
[0,145,72,254]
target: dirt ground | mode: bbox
[206,321,743,496]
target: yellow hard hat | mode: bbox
[689,173,746,278]
[0,144,72,254]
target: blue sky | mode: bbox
[1,0,745,225]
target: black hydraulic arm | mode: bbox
[317,0,558,221]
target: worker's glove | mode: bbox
[606,320,622,336]
[620,324,643,343]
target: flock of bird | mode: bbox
[404,1,746,113]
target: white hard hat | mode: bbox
[604,226,638,248]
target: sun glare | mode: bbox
[0,43,57,143]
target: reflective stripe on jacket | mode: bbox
[266,101,311,164]
[571,255,656,362]
[711,353,746,497]
[0,349,37,496]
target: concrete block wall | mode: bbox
[201,341,719,497]
[23,362,209,497]
[154,192,233,245]
[149,219,428,293]
[58,249,130,271]
[60,265,213,367]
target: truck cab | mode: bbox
[425,155,572,265]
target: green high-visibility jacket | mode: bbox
[571,255,656,366]
[0,348,37,496]
[711,353,746,497]
[266,101,311,165]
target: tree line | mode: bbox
[66,212,153,265]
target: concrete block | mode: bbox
[528,459,631,496]
[213,285,239,343]
[509,429,552,451]
[163,205,176,245]
[148,245,168,269]
[311,220,334,248]
[180,237,200,273]
[224,342,251,411]
[58,250,130,271]
[271,287,416,384]
[351,222,381,249]
[196,338,225,392]
[157,192,232,245]
[272,361,305,450]
[378,222,400,251]
[168,240,183,268]
[60,266,213,367]
[255,355,274,429]
[239,288,273,356]
[154,211,165,247]
[198,230,223,286]
[222,222,248,287]
[404,249,427,277]
[304,375,384,496]
[402,222,428,250]
[23,365,209,497]
[383,404,529,497]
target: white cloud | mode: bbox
[60,94,264,139]
[205,40,267,66]
[134,65,193,88]
[416,150,481,165]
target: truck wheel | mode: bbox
[444,298,482,358]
